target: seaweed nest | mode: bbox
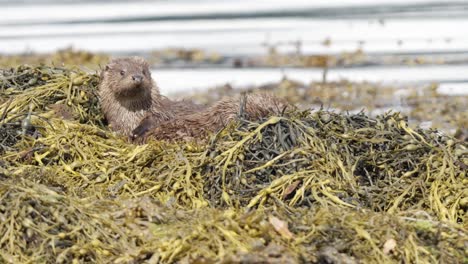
[0,65,467,263]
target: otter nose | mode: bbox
[132,75,143,82]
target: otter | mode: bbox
[98,57,204,136]
[137,93,289,141]
[99,56,291,142]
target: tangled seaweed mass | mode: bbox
[0,64,467,263]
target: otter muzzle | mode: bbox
[132,75,143,83]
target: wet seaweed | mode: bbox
[0,64,104,127]
[184,79,468,141]
[0,64,467,263]
[0,48,109,69]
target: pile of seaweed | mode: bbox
[146,46,461,69]
[0,48,109,69]
[0,65,467,263]
[185,79,468,141]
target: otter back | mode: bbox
[140,93,291,141]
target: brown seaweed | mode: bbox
[0,63,466,263]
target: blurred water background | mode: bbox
[1,0,468,94]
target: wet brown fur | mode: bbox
[99,56,292,142]
[98,57,203,136]
[143,93,290,141]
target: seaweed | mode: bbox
[184,79,468,142]
[0,64,103,127]
[0,64,467,263]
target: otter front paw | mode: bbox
[130,117,155,143]
[130,128,147,143]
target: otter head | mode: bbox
[101,57,154,98]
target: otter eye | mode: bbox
[120,70,125,76]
